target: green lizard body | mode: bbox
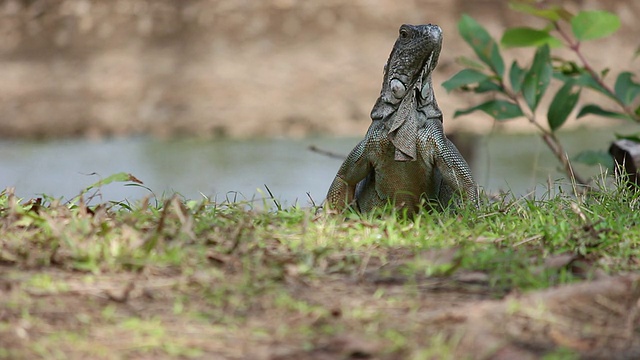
[326,24,478,214]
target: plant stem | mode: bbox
[501,82,588,186]
[554,22,639,121]
[541,132,587,186]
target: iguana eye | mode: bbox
[390,79,406,98]
[399,28,410,39]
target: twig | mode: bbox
[501,78,588,186]
[541,132,588,186]
[514,234,544,247]
[553,22,639,122]
[106,279,136,303]
[308,145,346,160]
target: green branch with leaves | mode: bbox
[443,1,640,187]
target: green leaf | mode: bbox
[454,100,523,120]
[458,14,505,76]
[509,61,526,93]
[553,71,615,101]
[442,69,489,92]
[501,27,563,48]
[573,150,613,169]
[474,79,503,93]
[455,56,486,71]
[557,60,581,76]
[615,132,640,143]
[577,104,630,120]
[571,11,621,41]
[82,173,144,195]
[522,45,552,112]
[614,72,640,106]
[508,2,571,21]
[547,82,581,131]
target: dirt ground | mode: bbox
[2,253,639,359]
[0,186,639,358]
[0,0,639,139]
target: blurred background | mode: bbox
[1,0,638,204]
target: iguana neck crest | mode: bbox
[370,24,443,162]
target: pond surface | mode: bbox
[0,127,626,206]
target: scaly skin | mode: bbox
[326,24,477,214]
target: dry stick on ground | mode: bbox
[106,279,136,303]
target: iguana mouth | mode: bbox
[414,51,434,95]
[415,28,441,94]
[402,27,441,101]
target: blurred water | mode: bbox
[0,128,626,206]
[0,137,342,206]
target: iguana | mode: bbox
[325,24,478,214]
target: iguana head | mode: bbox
[371,24,443,161]
[371,24,442,120]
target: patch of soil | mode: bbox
[2,254,639,359]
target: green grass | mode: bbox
[0,181,639,358]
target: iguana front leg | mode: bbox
[326,140,372,212]
[419,122,478,206]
